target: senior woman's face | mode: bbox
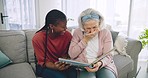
[83,20,99,33]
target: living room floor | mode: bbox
[136,49,148,78]
[136,61,148,78]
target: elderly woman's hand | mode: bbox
[83,29,99,44]
[84,61,102,72]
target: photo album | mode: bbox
[58,48,116,68]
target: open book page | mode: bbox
[58,47,116,68]
[91,47,116,65]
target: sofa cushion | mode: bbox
[113,55,133,77]
[0,30,27,63]
[0,50,12,68]
[0,63,36,78]
[30,63,43,78]
[30,62,36,72]
[24,30,38,63]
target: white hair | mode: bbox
[78,8,105,30]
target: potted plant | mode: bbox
[139,28,148,72]
[139,28,148,48]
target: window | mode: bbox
[62,0,98,27]
[63,0,148,61]
[63,0,130,36]
[5,0,36,30]
[129,0,148,61]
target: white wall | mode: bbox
[35,0,62,28]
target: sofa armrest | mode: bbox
[126,38,142,78]
[126,38,142,57]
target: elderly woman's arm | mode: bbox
[68,29,87,59]
[99,29,114,68]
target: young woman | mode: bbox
[68,8,118,78]
[32,9,77,78]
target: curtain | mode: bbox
[5,0,36,30]
[63,0,148,60]
[129,0,148,61]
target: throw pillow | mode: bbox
[0,50,12,68]
[113,35,130,57]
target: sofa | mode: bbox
[0,27,142,78]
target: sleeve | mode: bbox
[32,35,45,66]
[100,29,114,68]
[68,29,87,59]
[62,31,73,58]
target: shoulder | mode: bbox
[100,29,111,35]
[64,31,72,37]
[71,28,84,38]
[99,29,112,39]
[73,28,83,35]
[32,31,45,42]
[74,28,82,32]
[63,31,72,40]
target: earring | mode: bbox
[52,29,53,33]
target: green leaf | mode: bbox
[139,28,148,49]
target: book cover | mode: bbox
[58,48,116,68]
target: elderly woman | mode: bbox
[68,8,118,78]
